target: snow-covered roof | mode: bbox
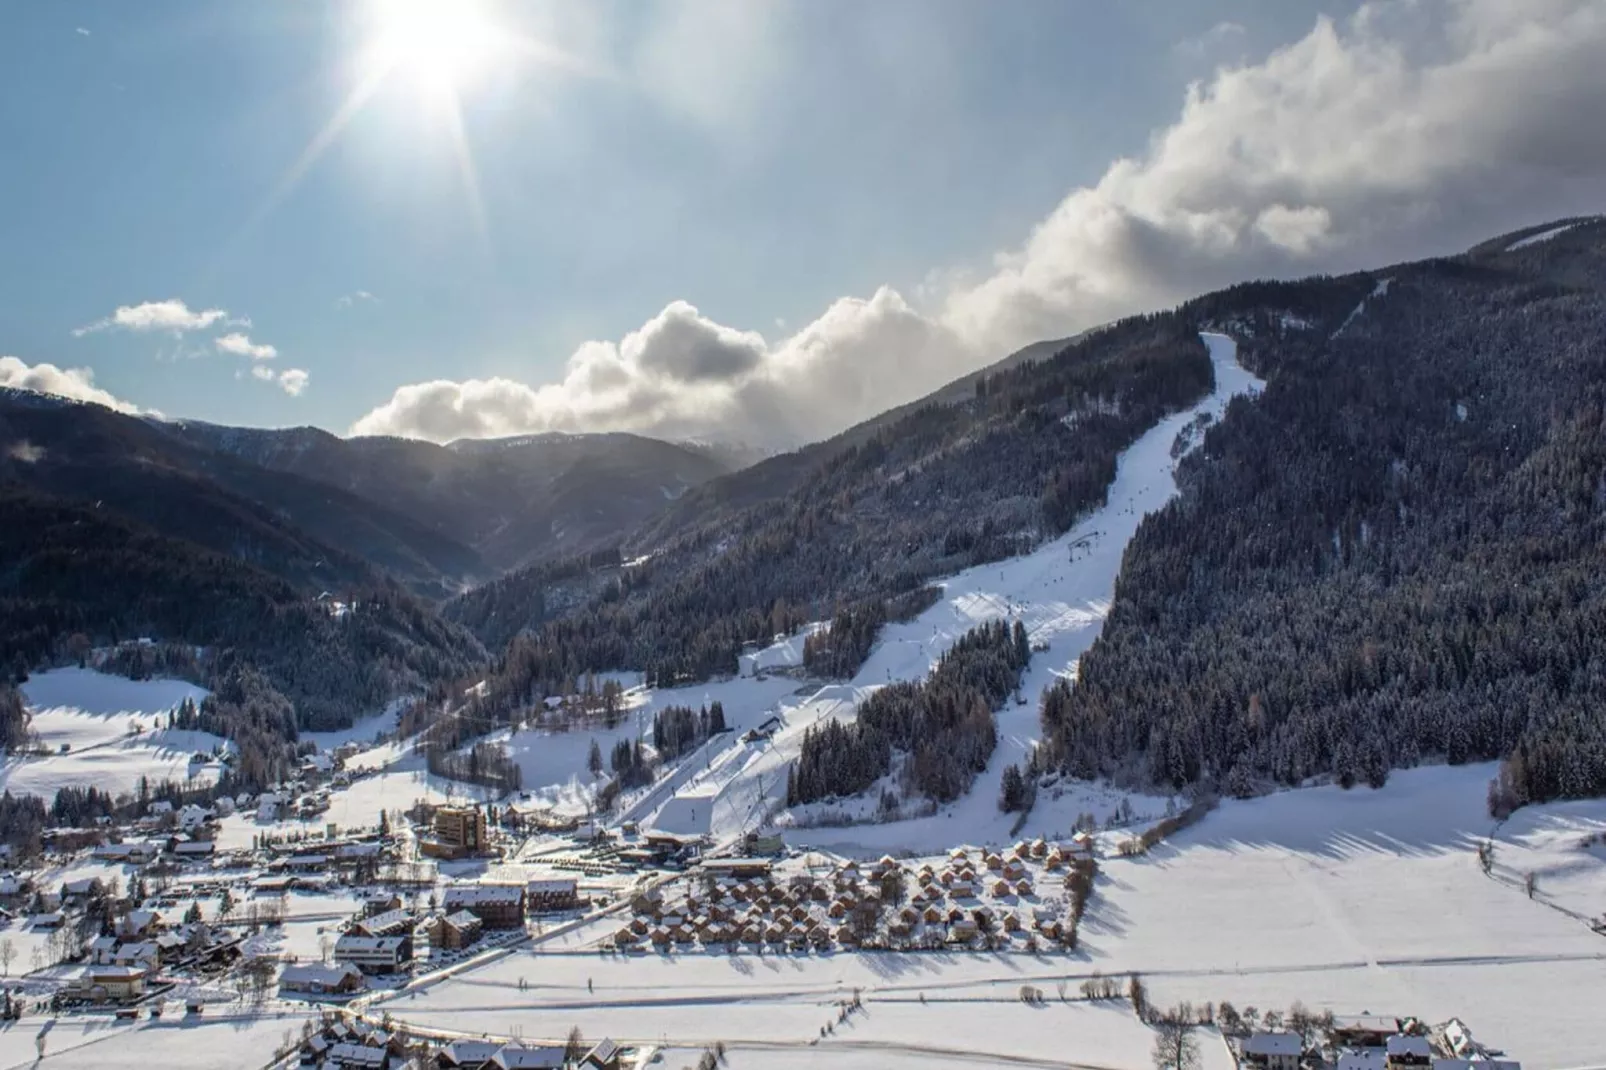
[83,964,147,980]
[1338,1052,1387,1070]
[442,1039,503,1066]
[525,879,577,894]
[443,909,482,929]
[583,1038,621,1064]
[444,883,524,906]
[1245,1032,1302,1057]
[1388,1036,1434,1058]
[335,934,409,953]
[354,908,414,935]
[327,1043,386,1068]
[490,1045,566,1070]
[281,962,362,988]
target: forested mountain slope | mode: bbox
[165,421,734,573]
[1043,216,1606,805]
[448,314,1215,703]
[0,390,481,598]
[630,334,1079,549]
[0,485,484,733]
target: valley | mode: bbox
[2,221,1605,1070]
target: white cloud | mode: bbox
[215,332,278,360]
[74,298,229,337]
[254,367,310,396]
[356,0,1606,447]
[75,26,90,37]
[0,355,139,414]
[335,290,379,309]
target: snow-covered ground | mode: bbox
[2,670,221,799]
[1505,222,1580,250]
[372,763,1604,1069]
[0,1009,315,1070]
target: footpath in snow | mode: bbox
[641,332,1263,851]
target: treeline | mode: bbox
[425,740,522,794]
[611,738,654,790]
[803,602,886,679]
[1040,226,1606,805]
[448,314,1214,700]
[652,701,728,761]
[789,620,1031,805]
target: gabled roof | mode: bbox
[280,962,363,987]
[1387,1036,1433,1058]
[583,1037,621,1064]
[1244,1032,1302,1056]
[441,1039,502,1067]
[326,1042,386,1068]
[489,1044,566,1069]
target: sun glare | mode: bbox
[365,0,506,100]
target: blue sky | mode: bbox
[3,1,1602,445]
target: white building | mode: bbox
[333,933,412,973]
[1242,1032,1302,1070]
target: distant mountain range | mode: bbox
[161,420,736,576]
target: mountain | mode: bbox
[1039,214,1606,806]
[446,317,1209,673]
[164,422,736,573]
[0,391,481,599]
[448,215,1606,813]
[0,484,485,733]
[629,333,1080,549]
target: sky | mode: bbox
[1,0,1604,448]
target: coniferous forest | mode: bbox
[790,620,1031,806]
[1042,222,1606,807]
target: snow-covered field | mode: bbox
[0,1010,315,1070]
[372,764,1604,1069]
[2,670,221,799]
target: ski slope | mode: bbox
[2,669,222,799]
[641,332,1262,851]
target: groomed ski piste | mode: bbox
[630,331,1260,854]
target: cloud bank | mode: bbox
[0,355,139,413]
[355,0,1606,446]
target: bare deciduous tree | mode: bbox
[1152,1021,1201,1070]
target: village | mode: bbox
[0,738,1542,1070]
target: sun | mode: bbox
[364,0,507,102]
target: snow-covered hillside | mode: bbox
[633,332,1261,850]
[2,669,222,799]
